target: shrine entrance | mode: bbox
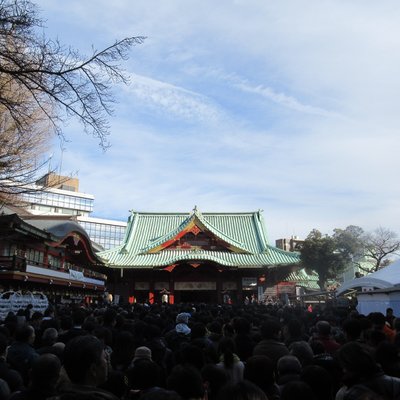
[173,280,218,304]
[176,290,218,304]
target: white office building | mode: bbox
[22,173,127,250]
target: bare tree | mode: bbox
[0,87,52,205]
[362,227,400,272]
[0,0,144,147]
[0,0,144,204]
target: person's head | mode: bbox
[232,317,251,335]
[179,344,206,371]
[375,341,400,368]
[218,380,268,400]
[126,359,160,390]
[301,365,333,400]
[72,309,85,326]
[30,353,61,389]
[93,326,112,347]
[63,335,108,386]
[133,346,152,363]
[103,308,117,327]
[337,342,379,379]
[277,355,302,378]
[176,313,190,325]
[14,324,35,345]
[44,307,54,318]
[30,312,43,323]
[201,364,229,400]
[309,340,325,355]
[207,321,222,335]
[386,308,394,317]
[342,318,362,341]
[260,318,281,340]
[368,312,386,330]
[315,321,331,337]
[60,315,73,331]
[191,322,207,340]
[286,319,302,338]
[289,341,314,367]
[41,327,58,346]
[167,364,205,400]
[364,328,387,348]
[217,337,237,368]
[244,355,275,392]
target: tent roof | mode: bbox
[336,259,400,295]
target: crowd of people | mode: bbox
[0,300,399,400]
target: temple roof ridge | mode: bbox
[140,207,249,254]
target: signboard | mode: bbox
[242,277,257,288]
[362,286,374,292]
[277,282,296,294]
[155,282,169,290]
[222,281,237,290]
[174,281,216,291]
[134,282,150,290]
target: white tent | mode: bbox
[336,259,400,296]
[336,259,400,315]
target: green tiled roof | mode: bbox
[285,269,320,290]
[99,209,300,269]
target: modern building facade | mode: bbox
[100,208,301,304]
[276,236,304,252]
[21,173,127,250]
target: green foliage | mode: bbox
[300,229,352,290]
[300,225,400,288]
[333,225,365,261]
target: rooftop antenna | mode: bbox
[58,147,64,176]
[47,153,53,174]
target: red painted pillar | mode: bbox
[148,292,154,304]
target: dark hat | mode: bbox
[133,346,152,362]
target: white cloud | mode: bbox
[233,81,340,118]
[38,0,400,243]
[122,73,225,123]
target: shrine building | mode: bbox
[0,209,108,304]
[99,208,301,304]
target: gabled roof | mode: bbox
[99,209,300,269]
[0,214,102,265]
[285,269,320,290]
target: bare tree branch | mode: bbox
[0,0,145,203]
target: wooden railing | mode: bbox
[0,256,106,281]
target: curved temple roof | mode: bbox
[99,208,300,269]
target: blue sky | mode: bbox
[37,0,400,244]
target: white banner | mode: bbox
[69,270,84,281]
[174,281,216,291]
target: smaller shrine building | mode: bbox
[0,209,107,305]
